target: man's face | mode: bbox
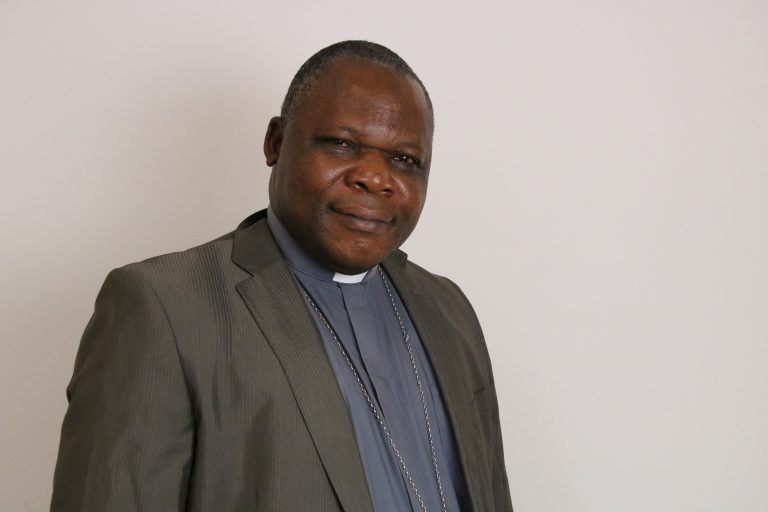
[265,58,433,274]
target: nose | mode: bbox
[344,149,394,195]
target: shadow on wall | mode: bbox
[2,55,279,512]
[99,61,277,252]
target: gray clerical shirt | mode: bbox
[267,209,469,512]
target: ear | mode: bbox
[263,116,285,167]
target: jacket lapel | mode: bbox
[232,213,374,512]
[382,255,486,512]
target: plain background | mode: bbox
[1,1,766,511]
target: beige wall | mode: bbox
[2,1,766,510]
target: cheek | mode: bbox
[299,157,348,196]
[397,178,428,214]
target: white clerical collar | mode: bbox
[332,271,368,284]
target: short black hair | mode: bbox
[280,40,433,126]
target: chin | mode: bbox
[333,259,378,274]
[317,231,401,273]
[328,250,386,274]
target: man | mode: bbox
[52,41,512,511]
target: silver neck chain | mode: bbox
[301,266,447,512]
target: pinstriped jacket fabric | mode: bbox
[51,210,513,512]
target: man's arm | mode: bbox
[51,267,194,511]
[489,379,514,511]
[445,277,514,511]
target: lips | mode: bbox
[330,204,393,232]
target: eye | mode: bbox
[320,137,356,154]
[391,153,421,169]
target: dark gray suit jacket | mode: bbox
[51,210,513,511]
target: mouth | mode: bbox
[330,205,393,233]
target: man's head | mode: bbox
[279,41,433,127]
[264,41,433,274]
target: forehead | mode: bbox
[292,58,433,140]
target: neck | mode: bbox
[266,206,373,283]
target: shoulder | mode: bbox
[402,258,482,326]
[86,232,242,332]
[393,254,496,387]
[389,255,487,356]
[108,209,273,292]
[113,231,237,285]
[405,259,468,295]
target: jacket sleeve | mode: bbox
[446,277,514,511]
[489,378,514,511]
[51,267,194,512]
